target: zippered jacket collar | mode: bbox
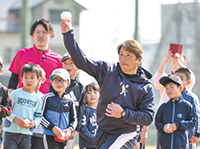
[169,95,184,105]
[116,63,153,84]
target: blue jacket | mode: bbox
[63,30,155,134]
[49,79,86,132]
[182,88,200,138]
[79,106,98,148]
[41,91,77,136]
[155,96,195,149]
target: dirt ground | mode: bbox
[74,145,200,149]
[73,145,156,149]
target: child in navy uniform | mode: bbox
[174,68,200,148]
[79,83,99,149]
[155,75,195,149]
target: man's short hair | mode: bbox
[117,40,143,60]
[30,19,55,38]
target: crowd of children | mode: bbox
[0,18,200,149]
[0,54,97,149]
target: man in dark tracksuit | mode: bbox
[60,20,155,149]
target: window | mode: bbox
[4,48,11,64]
[7,10,20,32]
[50,9,70,24]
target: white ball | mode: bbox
[61,131,66,140]
[61,131,66,137]
[60,11,72,21]
[23,119,31,124]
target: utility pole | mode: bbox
[134,0,139,41]
[176,10,182,43]
[194,0,199,62]
[21,0,31,48]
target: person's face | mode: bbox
[62,58,79,80]
[51,76,69,94]
[174,72,190,90]
[21,72,39,93]
[170,58,180,71]
[170,54,186,71]
[119,47,141,74]
[165,82,182,99]
[32,24,52,50]
[86,88,99,107]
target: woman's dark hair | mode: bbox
[30,19,55,38]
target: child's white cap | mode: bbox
[61,53,71,62]
[50,68,70,83]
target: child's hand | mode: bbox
[168,123,177,132]
[69,130,77,140]
[164,123,177,133]
[13,117,29,128]
[52,126,63,139]
[190,136,200,144]
[163,123,171,133]
[62,128,72,140]
[25,119,36,128]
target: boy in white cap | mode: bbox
[41,68,77,149]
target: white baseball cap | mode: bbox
[50,68,70,83]
[61,53,71,62]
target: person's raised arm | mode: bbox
[153,50,173,90]
[157,50,173,75]
[60,20,109,82]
